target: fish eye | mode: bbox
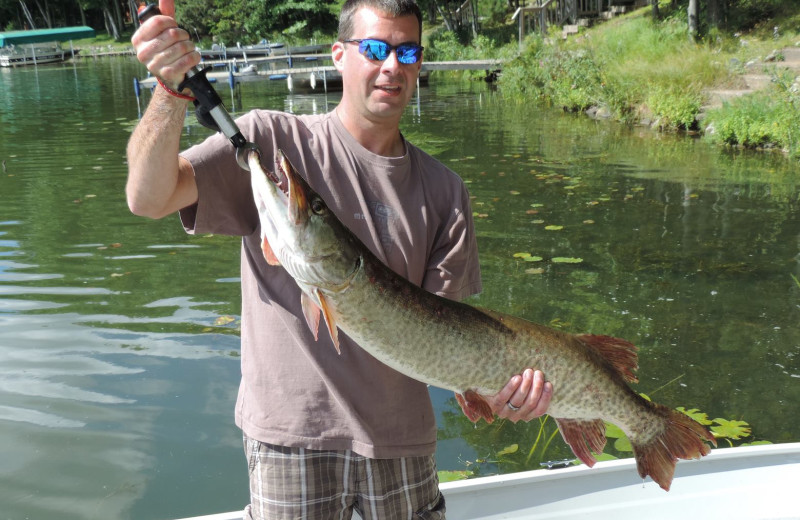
[310,197,326,215]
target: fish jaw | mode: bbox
[248,149,363,348]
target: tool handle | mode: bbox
[136,4,247,148]
[136,3,161,23]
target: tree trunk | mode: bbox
[104,6,121,40]
[651,0,660,21]
[433,0,454,32]
[33,0,51,28]
[687,0,698,39]
[77,0,87,26]
[426,2,437,24]
[470,0,479,38]
[19,0,37,29]
[112,0,125,33]
[708,0,718,28]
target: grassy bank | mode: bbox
[490,5,800,158]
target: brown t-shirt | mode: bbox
[180,109,482,458]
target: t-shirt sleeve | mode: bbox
[178,113,263,236]
[422,181,482,301]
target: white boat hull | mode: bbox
[173,442,800,520]
[0,44,70,67]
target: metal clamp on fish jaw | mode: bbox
[138,4,259,171]
[235,142,260,171]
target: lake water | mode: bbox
[0,57,798,520]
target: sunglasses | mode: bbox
[342,38,424,65]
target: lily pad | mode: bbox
[711,418,751,440]
[513,252,543,262]
[496,444,519,457]
[604,423,625,439]
[545,225,564,231]
[438,470,470,483]
[214,315,236,326]
[677,407,712,425]
[613,436,633,452]
[551,257,583,264]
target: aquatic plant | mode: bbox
[440,396,769,482]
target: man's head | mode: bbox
[338,0,422,43]
[332,0,424,139]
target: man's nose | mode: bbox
[380,49,401,70]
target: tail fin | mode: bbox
[632,404,717,491]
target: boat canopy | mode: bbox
[0,26,95,47]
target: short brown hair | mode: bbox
[338,0,423,42]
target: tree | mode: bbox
[687,0,698,39]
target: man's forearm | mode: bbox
[126,88,195,219]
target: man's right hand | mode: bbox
[131,0,201,89]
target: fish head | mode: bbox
[248,149,362,294]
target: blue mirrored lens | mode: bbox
[356,39,422,64]
[360,40,390,61]
[396,45,421,64]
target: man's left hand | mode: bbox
[456,369,552,423]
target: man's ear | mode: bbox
[332,41,345,71]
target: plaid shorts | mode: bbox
[242,435,446,520]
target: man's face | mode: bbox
[333,7,422,126]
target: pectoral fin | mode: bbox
[261,236,280,266]
[300,290,340,354]
[460,390,495,424]
[300,292,321,341]
[314,289,340,355]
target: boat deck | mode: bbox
[172,442,800,520]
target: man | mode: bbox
[127,0,553,518]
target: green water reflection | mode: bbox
[0,58,797,519]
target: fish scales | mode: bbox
[248,150,716,491]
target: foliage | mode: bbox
[0,0,339,43]
[425,28,516,62]
[645,85,704,130]
[703,70,800,157]
[500,40,604,112]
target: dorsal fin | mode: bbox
[576,334,639,383]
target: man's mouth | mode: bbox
[375,85,402,93]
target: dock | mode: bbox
[134,58,505,95]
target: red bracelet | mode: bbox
[157,77,196,101]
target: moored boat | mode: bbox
[170,442,800,520]
[0,26,95,67]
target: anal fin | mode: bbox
[554,418,607,467]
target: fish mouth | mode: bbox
[247,149,286,193]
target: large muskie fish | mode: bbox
[248,150,715,491]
